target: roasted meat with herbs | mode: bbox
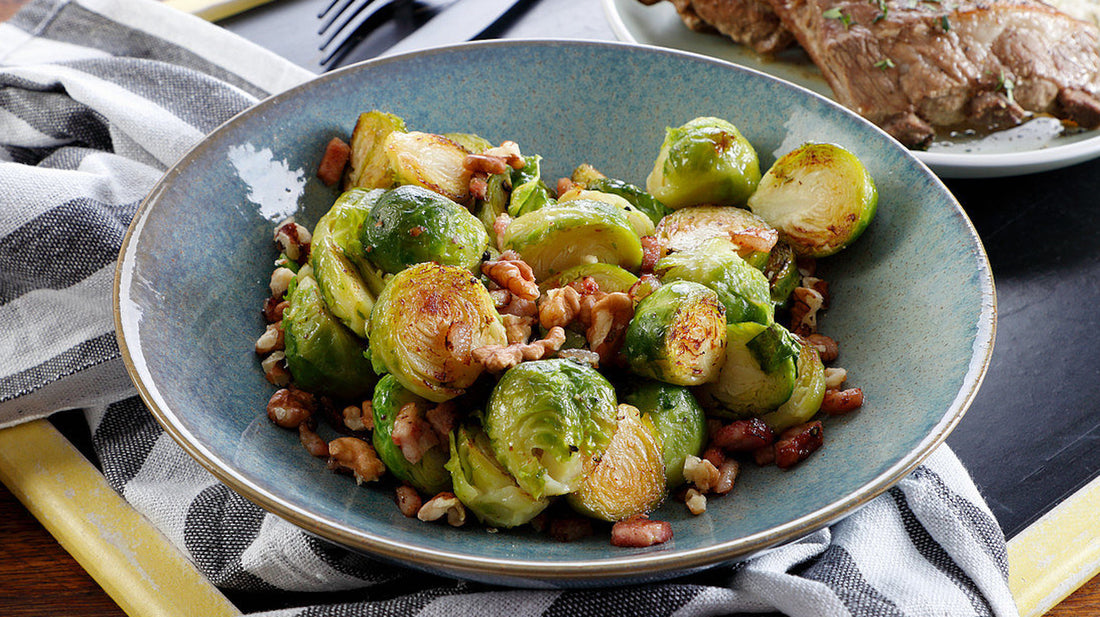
[639,0,795,54]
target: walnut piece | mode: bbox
[472,326,567,373]
[327,437,386,484]
[266,387,315,428]
[481,252,539,301]
[683,455,720,493]
[417,492,466,526]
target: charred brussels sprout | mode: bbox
[371,375,451,494]
[538,263,639,294]
[501,200,643,280]
[747,143,877,258]
[566,404,666,522]
[697,321,798,417]
[384,131,472,204]
[654,205,776,267]
[474,172,510,247]
[623,280,728,386]
[571,164,671,227]
[646,117,761,209]
[656,238,773,326]
[760,338,826,431]
[344,110,406,190]
[621,381,706,488]
[310,188,384,338]
[360,184,489,274]
[446,423,551,528]
[369,262,506,402]
[763,241,801,307]
[483,359,618,500]
[282,273,376,400]
[557,188,656,238]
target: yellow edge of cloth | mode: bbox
[162,0,278,22]
[0,419,241,617]
[1008,473,1100,617]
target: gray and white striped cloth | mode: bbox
[0,0,1020,614]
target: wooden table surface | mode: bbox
[1,0,1099,614]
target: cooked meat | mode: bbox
[639,0,796,54]
[762,0,1100,147]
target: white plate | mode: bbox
[604,0,1100,178]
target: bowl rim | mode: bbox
[113,38,998,584]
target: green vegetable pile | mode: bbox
[261,111,878,537]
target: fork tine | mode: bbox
[317,0,349,19]
[319,0,398,67]
[318,0,376,36]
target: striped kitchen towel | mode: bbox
[0,0,1020,615]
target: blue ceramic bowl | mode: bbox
[115,40,996,587]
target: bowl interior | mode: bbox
[116,40,995,586]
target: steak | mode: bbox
[763,0,1100,147]
[639,0,795,54]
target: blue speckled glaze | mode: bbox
[114,40,996,587]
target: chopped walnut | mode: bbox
[683,455,720,493]
[342,403,371,432]
[261,351,291,386]
[395,485,422,518]
[585,291,634,351]
[255,322,284,355]
[685,488,707,515]
[501,314,534,344]
[539,286,582,329]
[299,422,329,457]
[493,213,513,250]
[483,141,525,169]
[266,387,316,428]
[472,326,567,373]
[806,333,839,362]
[790,286,825,335]
[263,297,289,323]
[269,267,295,298]
[824,367,848,390]
[273,219,312,263]
[481,252,539,301]
[417,492,466,526]
[327,437,386,484]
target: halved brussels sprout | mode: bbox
[384,130,471,204]
[474,171,510,247]
[566,404,666,522]
[508,155,555,218]
[570,164,671,227]
[344,110,406,190]
[646,117,761,209]
[747,142,877,258]
[654,205,776,267]
[483,359,618,499]
[310,188,384,338]
[538,263,640,294]
[444,132,493,153]
[557,188,656,238]
[656,237,773,326]
[501,200,643,280]
[697,321,797,418]
[761,338,826,432]
[282,273,376,400]
[446,423,551,528]
[369,262,507,402]
[360,184,489,274]
[623,280,727,386]
[763,241,801,308]
[371,374,451,495]
[621,381,707,488]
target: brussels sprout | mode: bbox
[369,262,506,402]
[621,381,706,488]
[747,142,877,258]
[473,171,510,247]
[446,423,551,528]
[557,188,656,239]
[656,237,773,326]
[623,280,727,386]
[763,241,801,307]
[646,117,761,209]
[508,155,555,218]
[384,131,472,204]
[566,404,666,522]
[697,321,797,418]
[654,205,776,267]
[760,338,826,432]
[344,110,406,190]
[538,263,640,294]
[282,273,376,400]
[444,132,493,153]
[502,200,643,280]
[310,188,384,338]
[483,359,618,499]
[360,184,489,274]
[371,374,451,494]
[571,164,671,227]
